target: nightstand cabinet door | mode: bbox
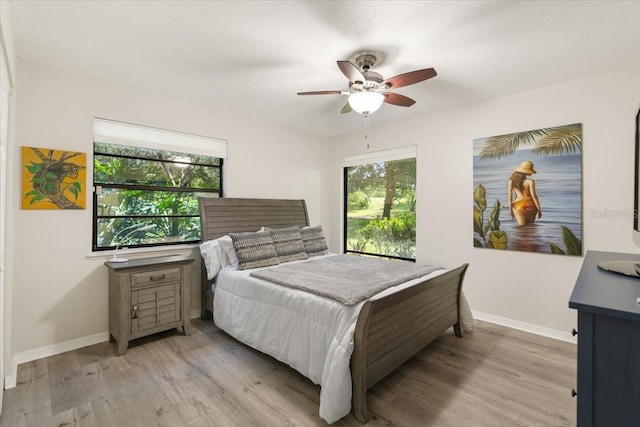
[131,283,181,333]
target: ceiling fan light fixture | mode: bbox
[348,92,384,115]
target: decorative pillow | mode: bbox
[218,235,239,270]
[199,239,225,280]
[300,225,329,257]
[266,226,308,263]
[230,230,280,270]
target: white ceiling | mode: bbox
[8,1,640,137]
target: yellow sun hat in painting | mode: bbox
[513,161,536,174]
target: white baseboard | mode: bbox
[5,309,205,390]
[4,331,109,389]
[472,310,577,344]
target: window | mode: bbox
[343,146,416,261]
[93,119,226,251]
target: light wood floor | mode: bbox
[1,319,576,426]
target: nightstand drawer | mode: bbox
[131,267,180,288]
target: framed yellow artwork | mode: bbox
[21,146,86,209]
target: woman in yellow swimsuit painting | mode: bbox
[508,161,542,226]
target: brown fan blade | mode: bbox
[337,60,365,83]
[383,92,416,107]
[341,102,353,114]
[382,68,437,89]
[297,90,342,95]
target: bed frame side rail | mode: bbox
[351,263,469,423]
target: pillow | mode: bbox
[230,230,280,270]
[218,235,239,270]
[199,239,224,280]
[300,225,329,257]
[265,226,308,263]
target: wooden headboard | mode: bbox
[197,197,310,318]
[198,197,310,240]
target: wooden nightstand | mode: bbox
[105,255,195,355]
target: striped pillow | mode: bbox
[300,225,329,257]
[268,226,308,263]
[230,230,280,270]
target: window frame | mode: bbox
[92,119,226,252]
[342,146,417,262]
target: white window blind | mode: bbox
[93,118,227,159]
[341,145,416,167]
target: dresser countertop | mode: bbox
[569,250,640,321]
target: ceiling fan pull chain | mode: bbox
[363,112,369,139]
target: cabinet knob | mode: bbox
[132,304,138,319]
[571,328,578,336]
[571,388,577,398]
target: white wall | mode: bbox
[331,67,640,338]
[10,59,332,366]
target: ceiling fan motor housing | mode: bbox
[352,54,384,88]
[363,71,382,85]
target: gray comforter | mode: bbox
[250,254,443,305]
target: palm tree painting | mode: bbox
[473,123,582,255]
[22,146,86,209]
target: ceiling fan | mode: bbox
[297,53,437,116]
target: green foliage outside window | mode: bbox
[355,213,416,259]
[93,142,222,250]
[347,190,371,210]
[344,158,416,260]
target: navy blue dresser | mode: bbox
[569,250,640,426]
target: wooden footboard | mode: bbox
[351,263,469,423]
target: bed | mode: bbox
[198,197,469,423]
